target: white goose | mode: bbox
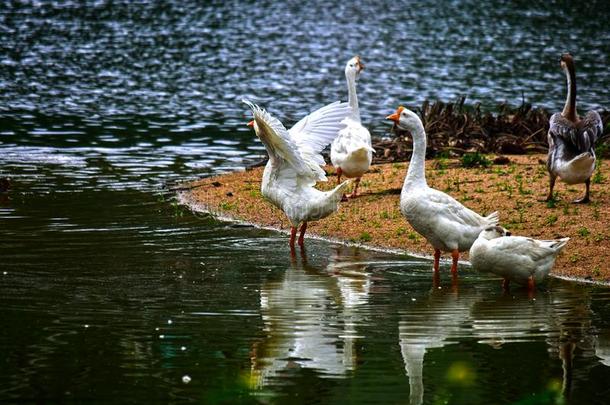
[330,56,374,198]
[470,225,569,291]
[546,53,603,203]
[386,106,499,274]
[244,100,351,248]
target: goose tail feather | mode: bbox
[485,211,500,226]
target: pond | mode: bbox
[1,1,609,404]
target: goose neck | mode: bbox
[404,125,427,189]
[346,71,360,121]
[561,63,578,122]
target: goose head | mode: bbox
[479,226,511,240]
[386,106,422,133]
[345,56,364,78]
[560,53,574,73]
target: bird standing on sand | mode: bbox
[546,53,602,203]
[244,100,351,249]
[331,56,374,198]
[386,106,499,276]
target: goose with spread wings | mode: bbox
[546,53,603,203]
[244,100,351,248]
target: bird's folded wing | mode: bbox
[427,191,484,227]
[549,113,577,141]
[489,237,550,261]
[580,110,603,146]
[289,101,351,178]
[549,112,601,153]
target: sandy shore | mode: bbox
[178,154,609,285]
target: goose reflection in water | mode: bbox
[250,246,373,387]
[471,282,604,400]
[595,330,610,368]
[545,283,598,400]
[398,284,482,405]
[398,280,610,404]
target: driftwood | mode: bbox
[247,98,609,169]
[377,98,610,164]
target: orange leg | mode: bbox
[527,275,535,292]
[346,177,361,199]
[297,222,307,247]
[289,226,297,249]
[336,167,342,185]
[432,271,440,289]
[451,271,459,292]
[433,249,441,273]
[450,249,459,275]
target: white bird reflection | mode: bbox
[398,280,608,404]
[470,283,599,399]
[594,330,610,367]
[250,246,372,387]
[398,284,482,405]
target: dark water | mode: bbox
[1,1,610,404]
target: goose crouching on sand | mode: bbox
[244,100,351,249]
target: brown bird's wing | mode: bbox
[577,110,603,151]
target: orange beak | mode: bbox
[247,120,254,128]
[386,106,404,122]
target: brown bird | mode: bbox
[546,53,603,203]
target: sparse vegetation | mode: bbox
[219,202,235,211]
[546,214,558,226]
[461,152,491,168]
[359,232,372,242]
[407,232,420,241]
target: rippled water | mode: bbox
[2,188,610,403]
[1,0,609,184]
[1,1,610,404]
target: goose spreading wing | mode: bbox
[244,99,350,183]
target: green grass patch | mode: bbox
[359,232,372,242]
[545,214,558,226]
[461,152,491,168]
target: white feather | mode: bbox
[330,57,373,179]
[243,99,351,227]
[470,227,569,285]
[394,107,499,254]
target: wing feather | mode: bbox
[243,100,312,178]
[488,236,567,263]
[549,113,577,143]
[426,190,486,227]
[549,111,602,153]
[288,101,351,176]
[579,110,603,148]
